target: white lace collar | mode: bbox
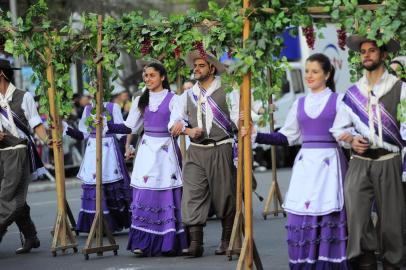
[149,89,169,112]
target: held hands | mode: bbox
[93,116,104,126]
[350,136,369,154]
[239,111,254,138]
[170,121,184,137]
[337,131,353,144]
[45,137,62,148]
[125,145,136,160]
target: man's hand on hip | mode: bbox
[351,136,369,155]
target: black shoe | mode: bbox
[15,236,40,254]
[383,261,400,270]
[358,252,377,270]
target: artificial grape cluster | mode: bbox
[141,38,152,56]
[337,27,347,51]
[303,26,315,50]
[227,49,233,59]
[171,39,181,59]
[174,46,181,59]
[193,41,207,59]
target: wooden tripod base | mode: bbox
[51,200,78,236]
[236,237,263,270]
[228,211,263,269]
[262,179,286,220]
[227,211,243,260]
[50,212,78,257]
[81,211,119,260]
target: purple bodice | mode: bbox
[143,91,174,137]
[297,93,338,148]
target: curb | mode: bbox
[28,178,82,193]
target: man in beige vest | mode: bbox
[170,51,237,257]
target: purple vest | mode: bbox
[144,91,174,137]
[297,93,338,148]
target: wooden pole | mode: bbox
[262,69,285,219]
[176,73,187,158]
[82,15,119,260]
[237,0,254,268]
[227,87,244,260]
[46,43,78,257]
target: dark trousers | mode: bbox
[345,155,405,266]
[0,147,31,228]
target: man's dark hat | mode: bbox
[346,35,400,53]
[0,59,20,70]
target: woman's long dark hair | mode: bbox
[138,62,171,114]
[306,53,336,92]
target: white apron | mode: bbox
[283,148,344,216]
[131,134,182,190]
[77,136,123,184]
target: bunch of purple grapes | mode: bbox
[303,26,315,50]
[337,27,347,51]
[171,39,181,59]
[174,46,181,59]
[141,38,151,56]
[193,41,207,59]
[227,49,234,59]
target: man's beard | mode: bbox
[194,72,210,82]
[363,60,382,71]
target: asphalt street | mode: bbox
[0,169,293,270]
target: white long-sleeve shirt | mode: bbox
[0,83,42,138]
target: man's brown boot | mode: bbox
[188,225,204,257]
[15,204,40,254]
[358,252,377,270]
[215,216,234,255]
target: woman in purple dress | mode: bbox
[243,53,352,269]
[63,101,131,234]
[107,62,187,256]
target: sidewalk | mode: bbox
[28,177,82,193]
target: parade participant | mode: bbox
[330,35,405,270]
[169,51,237,257]
[0,59,50,254]
[182,79,196,92]
[107,62,187,256]
[63,98,131,234]
[242,53,351,269]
